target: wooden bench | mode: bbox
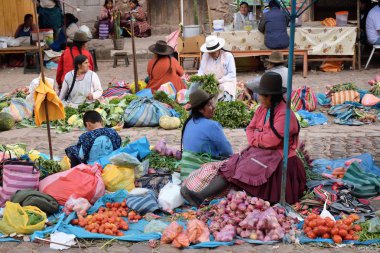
[0,45,39,55]
[231,49,308,78]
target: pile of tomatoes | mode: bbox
[303,213,362,243]
[71,200,142,236]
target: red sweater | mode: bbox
[246,101,299,158]
[56,47,94,86]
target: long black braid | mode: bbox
[64,55,88,101]
[180,100,210,153]
[150,55,172,79]
[268,94,300,140]
[69,41,85,66]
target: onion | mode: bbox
[227,193,233,200]
[255,199,264,209]
[249,232,257,240]
[236,227,243,235]
[264,201,271,208]
[247,204,255,211]
[230,201,237,211]
[220,199,227,206]
[238,203,247,212]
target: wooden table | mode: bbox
[0,45,39,54]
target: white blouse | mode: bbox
[59,70,103,108]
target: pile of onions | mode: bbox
[197,190,296,242]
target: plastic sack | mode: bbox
[126,189,159,214]
[109,152,149,178]
[176,89,189,104]
[39,163,105,205]
[0,201,46,235]
[161,221,183,244]
[59,156,71,171]
[158,82,177,100]
[297,110,328,126]
[130,80,147,94]
[144,220,168,234]
[331,90,360,106]
[158,183,184,211]
[63,196,92,216]
[361,94,380,107]
[79,25,92,39]
[319,193,335,221]
[102,164,136,192]
[187,219,210,244]
[172,231,190,248]
[1,98,33,122]
[215,224,236,242]
[135,88,153,98]
[124,97,175,127]
[320,61,343,72]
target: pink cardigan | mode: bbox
[246,101,299,158]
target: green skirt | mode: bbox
[179,151,219,180]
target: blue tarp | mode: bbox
[297,110,328,126]
[312,153,380,178]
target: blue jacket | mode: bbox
[183,117,233,159]
[259,7,289,49]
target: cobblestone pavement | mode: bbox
[0,62,380,252]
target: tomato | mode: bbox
[135,215,142,220]
[121,201,126,207]
[348,229,355,235]
[332,235,342,244]
[308,213,318,220]
[338,229,348,237]
[104,229,113,235]
[309,220,317,228]
[306,231,317,239]
[316,218,325,227]
[335,220,343,227]
[304,227,312,233]
[128,212,136,220]
[322,233,331,239]
[343,218,353,226]
[319,226,328,235]
[116,230,124,237]
[313,227,320,236]
[331,227,339,235]
[339,224,349,231]
[345,234,353,240]
[111,226,118,233]
[98,227,105,234]
[106,202,112,208]
[114,203,121,208]
[349,214,360,221]
[353,224,362,232]
[326,220,335,228]
[122,224,129,230]
[108,217,115,223]
[91,229,98,233]
[71,219,79,225]
[352,234,359,240]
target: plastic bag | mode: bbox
[102,164,136,192]
[161,221,183,244]
[361,94,380,107]
[109,152,149,178]
[158,183,184,211]
[63,196,92,216]
[187,219,210,244]
[59,156,71,171]
[39,163,105,205]
[0,202,46,235]
[176,89,189,104]
[130,81,147,94]
[2,98,33,122]
[214,224,236,242]
[320,193,335,221]
[144,220,168,234]
[172,231,190,248]
[158,82,177,100]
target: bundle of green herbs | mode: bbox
[189,74,220,95]
[213,101,254,129]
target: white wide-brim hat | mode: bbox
[200,35,225,53]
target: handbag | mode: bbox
[0,152,40,207]
[291,86,317,112]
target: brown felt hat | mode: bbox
[253,72,287,95]
[187,89,215,110]
[73,31,90,42]
[266,51,286,64]
[148,40,174,55]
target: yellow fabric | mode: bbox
[59,156,71,171]
[102,164,135,192]
[0,202,47,235]
[34,77,65,126]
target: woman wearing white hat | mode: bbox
[198,35,237,101]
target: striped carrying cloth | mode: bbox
[0,162,40,207]
[2,98,33,122]
[179,151,218,180]
[343,162,380,198]
[102,82,130,98]
[183,160,230,199]
[331,90,360,106]
[291,86,317,112]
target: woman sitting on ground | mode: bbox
[49,13,79,52]
[15,14,36,38]
[65,110,121,167]
[122,0,151,38]
[146,41,186,92]
[56,31,94,90]
[197,36,237,101]
[181,72,306,205]
[179,89,233,179]
[98,0,116,39]
[59,55,102,108]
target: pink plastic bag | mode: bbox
[158,82,177,100]
[361,93,380,107]
[63,196,92,216]
[176,89,189,104]
[187,219,210,243]
[39,163,105,205]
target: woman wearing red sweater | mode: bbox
[56,31,94,90]
[181,72,306,206]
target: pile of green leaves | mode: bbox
[144,151,179,172]
[153,91,189,125]
[26,210,45,226]
[35,157,62,179]
[64,106,78,121]
[329,83,357,93]
[213,101,254,129]
[189,74,219,95]
[358,221,380,241]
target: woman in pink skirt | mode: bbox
[181,72,306,206]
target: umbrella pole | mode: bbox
[131,18,139,92]
[33,0,54,160]
[280,0,297,206]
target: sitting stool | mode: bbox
[112,51,130,68]
[88,48,98,72]
[24,51,40,74]
[365,44,380,69]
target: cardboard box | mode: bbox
[177,35,205,53]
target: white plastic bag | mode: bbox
[158,183,184,211]
[79,25,93,39]
[320,193,335,221]
[63,196,92,216]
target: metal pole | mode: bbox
[280,0,297,206]
[131,18,139,92]
[181,0,184,25]
[32,0,54,160]
[357,0,361,70]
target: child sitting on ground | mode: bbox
[65,110,121,167]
